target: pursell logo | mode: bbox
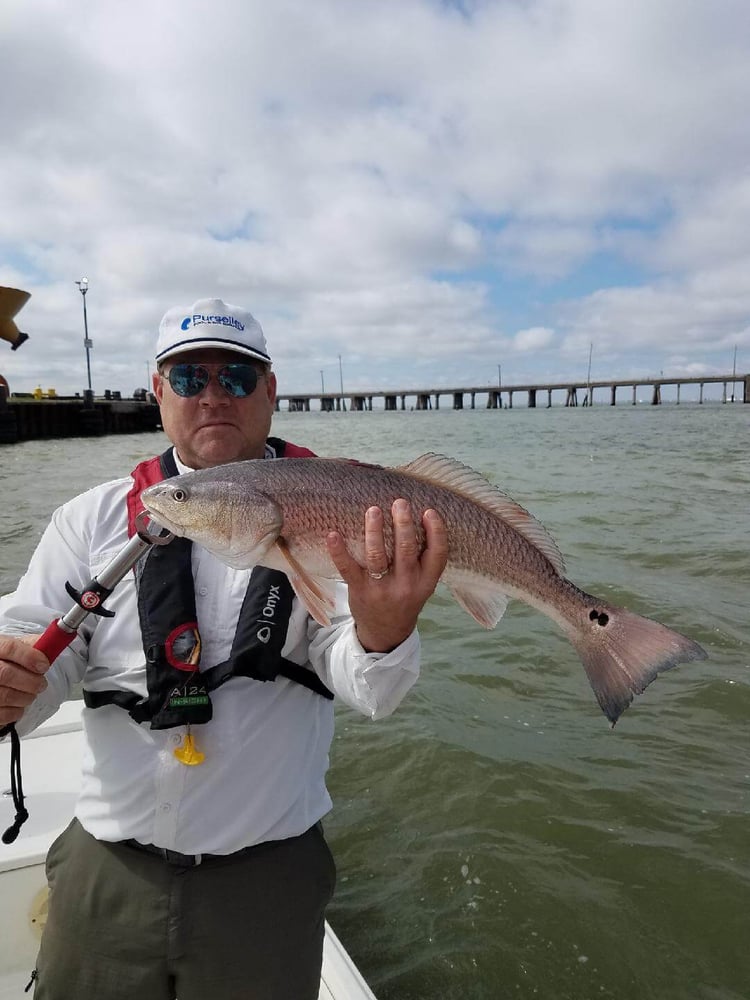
[191,312,245,332]
[178,313,244,332]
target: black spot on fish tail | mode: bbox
[569,604,708,725]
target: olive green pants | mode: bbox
[33,818,336,1000]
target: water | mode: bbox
[1,404,749,999]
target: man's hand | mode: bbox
[0,634,48,727]
[326,499,448,653]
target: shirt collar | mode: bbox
[171,442,274,475]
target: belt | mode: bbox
[121,839,260,868]
[120,823,320,868]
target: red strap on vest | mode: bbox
[127,455,165,538]
[279,442,316,458]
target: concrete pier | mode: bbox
[275,373,749,413]
[0,389,161,444]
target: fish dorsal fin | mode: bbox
[396,453,566,575]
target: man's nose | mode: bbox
[198,374,231,403]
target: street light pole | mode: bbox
[75,277,93,392]
[320,369,325,393]
[338,354,346,411]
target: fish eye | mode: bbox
[172,487,189,503]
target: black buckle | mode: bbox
[161,847,203,867]
[123,840,203,866]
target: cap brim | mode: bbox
[155,337,271,365]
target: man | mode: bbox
[0,296,448,1000]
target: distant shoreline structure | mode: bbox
[0,391,160,444]
[0,372,746,444]
[278,372,750,412]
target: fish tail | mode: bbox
[566,601,707,725]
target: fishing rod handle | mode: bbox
[33,619,77,664]
[30,530,167,666]
[96,531,157,589]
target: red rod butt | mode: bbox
[33,620,76,664]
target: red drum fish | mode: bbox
[142,454,707,724]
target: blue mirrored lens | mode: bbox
[168,364,209,397]
[167,363,260,398]
[217,365,259,397]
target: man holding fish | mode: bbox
[0,296,449,1000]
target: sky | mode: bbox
[1,0,749,398]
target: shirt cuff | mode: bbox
[333,623,421,720]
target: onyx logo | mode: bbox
[261,585,281,619]
[256,584,282,644]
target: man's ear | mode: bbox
[265,370,277,405]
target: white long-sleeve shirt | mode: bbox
[0,449,421,854]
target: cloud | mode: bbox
[0,0,748,394]
[513,326,556,352]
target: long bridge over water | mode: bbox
[1,373,746,445]
[278,372,750,412]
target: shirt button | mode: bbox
[171,734,181,745]
[160,803,172,813]
[198,586,208,596]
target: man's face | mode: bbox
[153,348,277,469]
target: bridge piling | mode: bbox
[271,372,748,413]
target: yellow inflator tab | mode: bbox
[174,731,205,766]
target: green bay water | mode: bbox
[1,404,748,999]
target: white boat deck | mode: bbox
[0,703,376,1000]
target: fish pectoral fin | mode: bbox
[446,582,509,629]
[272,539,337,627]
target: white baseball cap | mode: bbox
[155,297,271,365]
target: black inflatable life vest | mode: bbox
[82,439,333,729]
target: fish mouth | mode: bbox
[140,487,187,536]
[141,507,185,537]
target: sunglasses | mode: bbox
[165,363,263,399]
